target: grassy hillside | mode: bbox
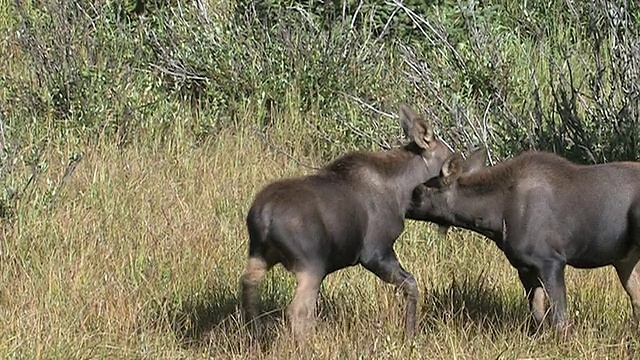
[0,0,639,358]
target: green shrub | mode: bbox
[0,0,638,162]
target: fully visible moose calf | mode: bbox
[408,149,640,337]
[241,105,452,340]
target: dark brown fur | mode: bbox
[408,149,640,338]
[322,142,426,178]
[241,105,453,341]
[456,152,574,192]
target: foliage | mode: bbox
[2,0,638,162]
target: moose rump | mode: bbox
[241,105,453,340]
[248,179,367,273]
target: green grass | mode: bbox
[1,120,639,359]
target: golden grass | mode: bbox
[1,126,639,359]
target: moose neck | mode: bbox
[447,174,511,243]
[386,147,440,214]
[322,144,447,216]
[399,152,431,188]
[345,146,446,243]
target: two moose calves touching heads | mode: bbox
[241,104,640,342]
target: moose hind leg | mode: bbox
[362,250,418,339]
[241,257,269,331]
[614,248,640,324]
[287,269,323,341]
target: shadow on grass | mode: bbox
[159,286,283,351]
[158,284,358,352]
[151,273,640,355]
[421,272,531,336]
[158,273,531,350]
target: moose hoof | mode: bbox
[289,317,316,343]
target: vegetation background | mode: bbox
[0,0,639,358]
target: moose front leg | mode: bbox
[537,259,570,339]
[361,249,418,339]
[517,267,546,331]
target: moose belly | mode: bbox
[565,234,632,269]
[567,258,616,269]
[323,217,367,274]
[325,239,365,273]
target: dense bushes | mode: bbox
[3,1,639,158]
[0,0,638,220]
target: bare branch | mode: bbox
[343,93,396,119]
[0,108,5,162]
[47,153,83,210]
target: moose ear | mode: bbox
[441,153,464,180]
[463,148,488,174]
[399,104,434,150]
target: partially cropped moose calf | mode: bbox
[408,149,640,337]
[241,105,452,340]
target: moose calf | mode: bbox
[241,105,452,340]
[408,149,640,338]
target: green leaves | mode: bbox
[2,0,639,163]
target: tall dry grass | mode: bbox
[1,113,639,359]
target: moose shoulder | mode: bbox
[241,105,452,341]
[408,149,640,337]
